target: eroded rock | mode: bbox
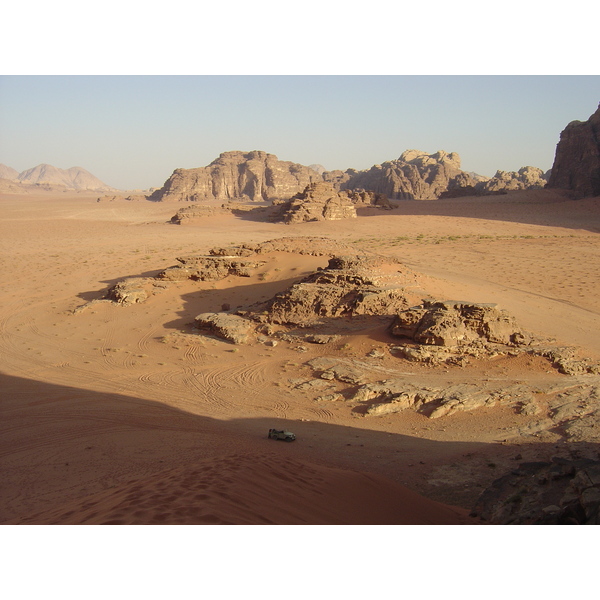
[149,151,322,203]
[159,255,265,282]
[276,182,357,223]
[391,301,529,347]
[194,312,255,344]
[252,255,420,327]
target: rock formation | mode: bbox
[169,204,229,223]
[324,150,476,200]
[343,189,393,209]
[194,312,255,344]
[471,458,600,524]
[390,300,529,347]
[251,255,421,327]
[276,182,357,223]
[149,151,321,203]
[158,255,265,281]
[475,166,549,194]
[347,380,535,419]
[547,103,600,198]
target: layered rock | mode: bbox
[158,255,265,281]
[276,182,357,223]
[149,151,321,202]
[169,204,229,223]
[547,103,600,198]
[347,380,534,419]
[324,150,476,200]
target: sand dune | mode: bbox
[8,452,472,525]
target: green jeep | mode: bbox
[268,428,296,442]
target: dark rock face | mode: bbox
[547,104,600,198]
[471,458,600,524]
[149,151,321,202]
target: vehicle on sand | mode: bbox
[268,428,296,442]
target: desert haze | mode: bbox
[2,105,600,525]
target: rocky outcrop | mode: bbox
[471,458,600,524]
[343,189,393,209]
[106,278,153,305]
[347,380,535,419]
[251,255,421,327]
[194,313,255,344]
[149,151,321,203]
[169,204,229,223]
[324,150,476,200]
[276,182,357,223]
[390,300,529,347]
[547,103,600,198]
[158,255,265,281]
[475,166,549,193]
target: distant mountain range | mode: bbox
[0,163,115,192]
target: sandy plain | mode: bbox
[1,188,599,525]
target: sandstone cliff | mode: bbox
[324,150,476,200]
[547,103,600,198]
[149,151,322,202]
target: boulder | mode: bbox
[547,103,600,198]
[106,278,151,305]
[194,312,255,344]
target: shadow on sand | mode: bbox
[2,371,598,524]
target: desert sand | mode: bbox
[1,188,599,525]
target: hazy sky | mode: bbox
[1,75,599,190]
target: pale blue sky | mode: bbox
[1,75,599,190]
